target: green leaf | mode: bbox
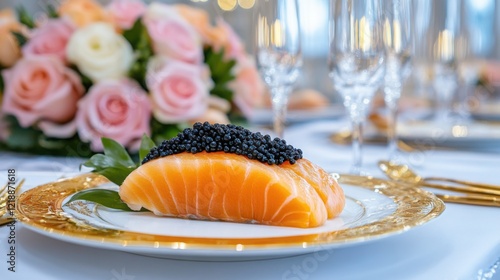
[126,19,153,91]
[11,31,28,47]
[123,18,143,47]
[82,154,120,170]
[210,85,233,100]
[203,47,236,102]
[150,119,183,143]
[82,154,136,186]
[66,189,148,212]
[46,4,58,18]
[6,117,41,149]
[101,138,136,167]
[97,167,136,186]
[16,6,35,29]
[139,134,156,161]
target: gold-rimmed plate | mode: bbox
[15,173,445,261]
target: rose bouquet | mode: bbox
[0,0,264,157]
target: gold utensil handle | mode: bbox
[0,218,14,227]
[422,181,500,197]
[436,194,500,207]
[425,177,500,191]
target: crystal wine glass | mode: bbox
[382,0,413,160]
[255,0,302,138]
[427,0,465,125]
[328,0,385,174]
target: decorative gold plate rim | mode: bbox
[15,173,445,252]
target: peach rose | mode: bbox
[0,9,28,67]
[189,96,231,124]
[146,57,210,123]
[144,16,202,64]
[76,79,151,151]
[107,0,146,30]
[212,19,246,61]
[1,56,84,133]
[175,4,225,46]
[59,0,108,27]
[229,56,265,118]
[22,18,75,62]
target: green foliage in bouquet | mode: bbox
[0,116,93,157]
[16,6,35,29]
[204,48,236,101]
[123,19,153,91]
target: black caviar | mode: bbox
[142,122,303,165]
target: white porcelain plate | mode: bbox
[15,173,444,261]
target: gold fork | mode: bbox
[0,179,25,226]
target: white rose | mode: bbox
[66,22,133,83]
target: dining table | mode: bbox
[1,117,499,280]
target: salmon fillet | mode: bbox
[119,151,344,228]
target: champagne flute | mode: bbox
[428,0,465,125]
[329,0,385,174]
[382,0,413,159]
[255,0,302,138]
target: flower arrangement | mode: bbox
[0,0,264,157]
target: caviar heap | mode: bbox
[142,122,303,165]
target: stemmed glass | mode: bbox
[382,0,413,160]
[255,0,302,138]
[427,0,465,125]
[328,0,385,173]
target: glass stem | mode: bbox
[384,86,400,160]
[271,86,290,138]
[433,70,457,125]
[350,119,363,175]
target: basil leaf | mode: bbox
[82,154,136,186]
[97,167,136,187]
[82,154,118,170]
[139,134,156,161]
[66,189,147,212]
[101,138,136,167]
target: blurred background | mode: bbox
[1,0,499,111]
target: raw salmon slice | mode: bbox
[119,152,344,228]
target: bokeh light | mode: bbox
[218,0,237,11]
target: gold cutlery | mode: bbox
[378,160,500,207]
[0,179,24,227]
[434,194,499,207]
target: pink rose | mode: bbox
[147,58,210,123]
[1,56,84,134]
[107,0,146,30]
[144,17,202,64]
[22,18,75,62]
[76,79,151,151]
[229,56,265,118]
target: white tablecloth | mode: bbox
[1,119,499,280]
